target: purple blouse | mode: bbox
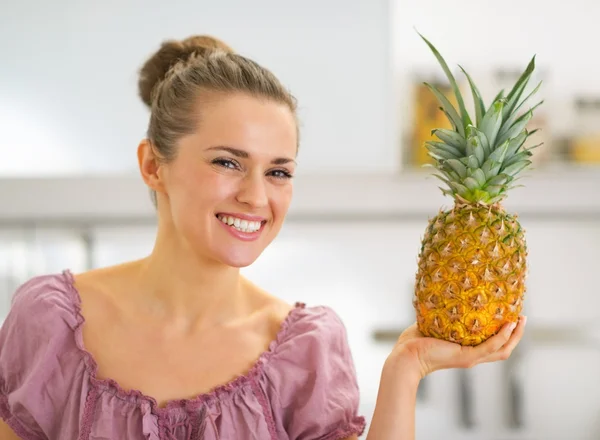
[0,271,366,440]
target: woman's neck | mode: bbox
[131,229,248,333]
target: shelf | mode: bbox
[0,166,598,225]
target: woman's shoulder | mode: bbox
[0,270,86,438]
[4,270,81,331]
[260,303,366,439]
[266,301,356,372]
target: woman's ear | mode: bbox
[137,139,165,193]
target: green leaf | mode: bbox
[473,128,491,157]
[489,89,505,112]
[424,82,465,137]
[505,55,536,104]
[496,107,536,146]
[526,142,544,151]
[472,169,487,187]
[487,173,511,186]
[449,181,470,198]
[486,139,510,165]
[445,159,468,178]
[459,65,486,126]
[486,185,504,197]
[432,173,452,186]
[418,32,472,130]
[505,131,528,157]
[463,177,480,191]
[506,80,543,120]
[502,160,532,177]
[472,189,491,203]
[467,155,480,169]
[502,150,533,168]
[431,129,466,151]
[425,141,463,159]
[481,160,502,179]
[479,100,504,148]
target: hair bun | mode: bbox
[138,35,234,108]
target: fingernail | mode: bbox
[522,316,527,326]
[507,322,517,333]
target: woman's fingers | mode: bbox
[459,316,525,368]
[480,315,527,364]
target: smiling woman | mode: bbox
[0,34,525,440]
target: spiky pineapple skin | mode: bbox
[413,203,527,346]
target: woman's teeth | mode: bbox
[217,215,262,233]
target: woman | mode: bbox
[0,35,525,440]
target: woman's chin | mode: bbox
[215,248,264,269]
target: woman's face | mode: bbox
[153,92,297,268]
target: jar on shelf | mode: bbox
[407,71,464,168]
[569,97,600,164]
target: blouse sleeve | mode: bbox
[265,305,367,440]
[0,275,76,439]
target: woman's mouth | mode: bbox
[216,214,266,234]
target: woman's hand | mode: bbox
[387,316,527,380]
[367,317,527,440]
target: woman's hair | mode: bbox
[137,35,298,205]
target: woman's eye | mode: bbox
[213,158,239,169]
[269,169,293,179]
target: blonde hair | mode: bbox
[137,35,298,205]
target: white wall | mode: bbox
[0,0,395,176]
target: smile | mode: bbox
[216,214,265,234]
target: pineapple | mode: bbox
[413,33,543,346]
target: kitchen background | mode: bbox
[1,0,599,439]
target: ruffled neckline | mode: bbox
[60,269,306,414]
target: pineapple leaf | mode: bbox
[458,157,471,166]
[432,173,452,185]
[480,100,504,148]
[505,131,528,157]
[437,163,462,182]
[496,106,536,146]
[489,89,505,112]
[424,82,465,137]
[502,150,533,168]
[481,160,502,179]
[507,80,543,120]
[505,55,536,103]
[486,139,511,165]
[445,159,468,179]
[427,152,447,162]
[425,141,463,159]
[486,185,504,197]
[463,177,480,191]
[467,155,480,169]
[449,181,470,198]
[473,189,491,203]
[418,32,472,129]
[473,128,491,157]
[486,173,511,186]
[459,65,486,126]
[432,129,466,151]
[439,108,463,134]
[472,168,487,187]
[526,142,544,151]
[502,160,532,177]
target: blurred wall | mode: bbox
[0,0,395,176]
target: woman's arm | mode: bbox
[365,316,526,440]
[365,355,421,440]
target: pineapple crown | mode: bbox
[419,32,543,205]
